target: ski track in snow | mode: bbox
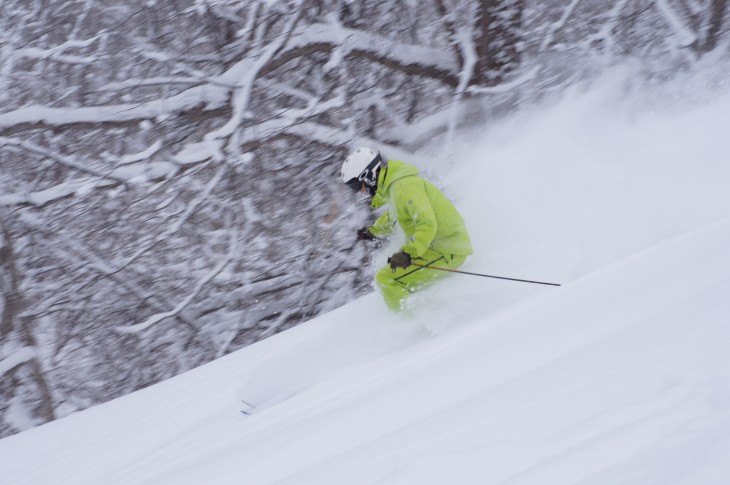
[1,68,730,484]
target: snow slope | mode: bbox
[1,69,730,484]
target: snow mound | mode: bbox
[1,215,729,484]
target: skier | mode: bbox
[341,147,473,310]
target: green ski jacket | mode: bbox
[369,160,473,259]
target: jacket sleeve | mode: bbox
[369,210,394,237]
[399,180,437,258]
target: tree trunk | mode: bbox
[698,0,727,54]
[0,216,18,339]
[0,215,56,424]
[473,0,523,85]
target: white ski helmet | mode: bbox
[340,147,383,194]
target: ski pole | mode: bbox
[410,263,562,287]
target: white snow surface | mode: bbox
[2,69,730,484]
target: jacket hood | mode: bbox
[371,160,419,209]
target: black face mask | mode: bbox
[366,182,377,197]
[345,178,362,193]
[345,157,381,194]
[345,177,378,198]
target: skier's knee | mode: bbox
[375,267,409,310]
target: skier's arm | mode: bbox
[400,182,437,258]
[369,210,395,237]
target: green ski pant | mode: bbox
[375,249,467,311]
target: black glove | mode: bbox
[388,251,411,270]
[357,227,377,241]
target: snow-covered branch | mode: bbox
[109,163,228,272]
[117,246,234,334]
[207,2,304,146]
[98,77,204,91]
[540,0,584,51]
[13,35,104,65]
[0,137,128,182]
[0,23,461,137]
[0,85,230,135]
[0,347,36,377]
[655,0,699,47]
[266,22,461,86]
[467,65,542,94]
[0,179,97,208]
[115,141,164,166]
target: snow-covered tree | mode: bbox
[0,0,727,437]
